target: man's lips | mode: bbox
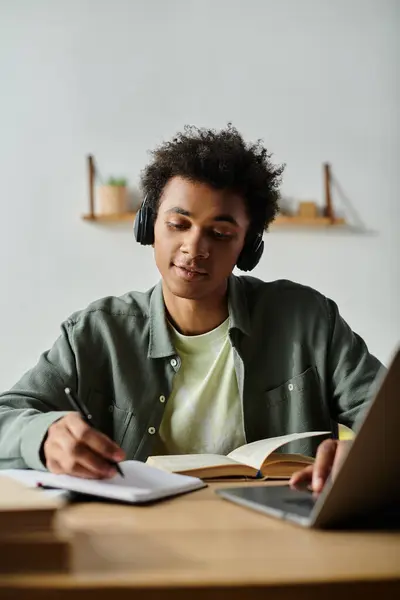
[172,263,208,280]
[173,263,207,274]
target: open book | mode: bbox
[2,461,206,504]
[146,431,330,479]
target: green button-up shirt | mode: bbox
[0,276,382,471]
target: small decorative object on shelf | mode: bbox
[298,202,318,219]
[272,162,345,228]
[82,156,346,228]
[83,155,132,221]
[97,176,128,216]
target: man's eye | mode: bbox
[167,222,186,230]
[213,230,233,240]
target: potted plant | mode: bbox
[97,176,128,215]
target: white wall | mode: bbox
[0,0,399,390]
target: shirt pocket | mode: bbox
[245,366,331,456]
[261,365,329,439]
[87,390,134,448]
[265,366,320,407]
[109,403,134,448]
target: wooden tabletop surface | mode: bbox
[1,480,399,599]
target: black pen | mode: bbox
[64,387,124,478]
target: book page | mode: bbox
[227,431,330,471]
[147,454,237,472]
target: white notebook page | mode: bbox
[2,461,205,504]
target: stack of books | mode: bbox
[0,476,70,574]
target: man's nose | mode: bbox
[181,229,210,259]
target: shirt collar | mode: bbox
[148,274,250,358]
[227,274,251,337]
[148,281,176,359]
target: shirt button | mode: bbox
[148,426,156,435]
[170,358,177,367]
[288,383,294,391]
[108,405,114,412]
[159,395,166,403]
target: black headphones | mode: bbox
[133,196,264,272]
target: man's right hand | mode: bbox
[43,413,125,479]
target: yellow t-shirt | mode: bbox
[158,318,246,455]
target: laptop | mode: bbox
[216,348,400,529]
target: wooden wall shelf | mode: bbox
[82,156,347,229]
[271,215,346,227]
[82,212,346,228]
[82,212,137,223]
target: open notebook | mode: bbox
[147,431,330,479]
[2,461,206,504]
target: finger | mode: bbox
[289,465,313,488]
[46,458,63,474]
[331,440,351,479]
[65,413,125,461]
[54,428,114,478]
[50,455,100,479]
[73,443,116,478]
[312,439,338,493]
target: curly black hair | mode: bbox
[140,124,284,232]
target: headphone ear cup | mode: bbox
[134,205,154,245]
[142,205,155,245]
[133,210,142,243]
[236,234,264,271]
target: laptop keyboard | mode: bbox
[282,492,317,517]
[284,495,316,509]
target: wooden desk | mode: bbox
[0,481,399,599]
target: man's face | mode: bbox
[153,176,249,300]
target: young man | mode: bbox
[0,125,381,491]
